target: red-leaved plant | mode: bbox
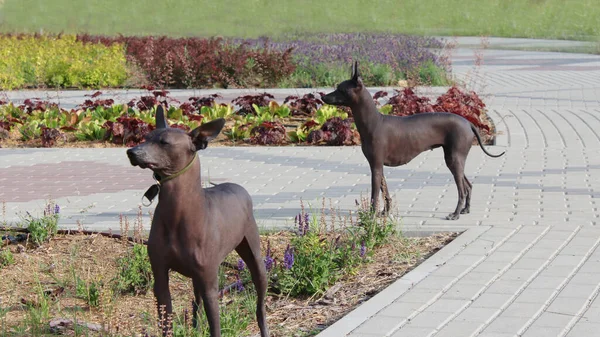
[232,93,275,115]
[383,86,491,137]
[103,117,154,146]
[40,127,64,147]
[77,35,295,89]
[250,121,287,145]
[307,117,359,146]
[283,93,324,116]
[19,99,58,114]
[432,86,491,133]
[385,88,434,116]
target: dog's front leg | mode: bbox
[369,162,384,214]
[191,278,204,328]
[199,270,221,336]
[152,267,173,336]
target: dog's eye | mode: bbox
[160,139,169,145]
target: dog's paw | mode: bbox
[460,208,470,214]
[446,213,460,220]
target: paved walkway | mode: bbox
[1,37,600,336]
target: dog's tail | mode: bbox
[471,124,505,158]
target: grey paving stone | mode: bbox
[471,292,513,308]
[566,322,600,337]
[350,315,402,336]
[403,311,450,328]
[482,316,531,334]
[433,320,482,337]
[389,326,434,337]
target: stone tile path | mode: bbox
[1,37,599,336]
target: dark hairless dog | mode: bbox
[322,61,505,220]
[126,106,269,336]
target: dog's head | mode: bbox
[126,105,225,177]
[321,61,364,107]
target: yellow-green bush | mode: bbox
[0,35,128,89]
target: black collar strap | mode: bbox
[142,153,198,206]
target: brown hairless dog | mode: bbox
[126,106,269,336]
[322,61,505,220]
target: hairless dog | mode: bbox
[126,106,269,336]
[322,61,505,220]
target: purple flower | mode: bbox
[228,33,446,79]
[234,274,245,292]
[54,204,60,214]
[296,212,310,236]
[283,244,294,270]
[237,259,245,271]
[360,241,366,258]
[264,240,274,272]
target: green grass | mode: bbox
[1,0,600,40]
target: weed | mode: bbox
[23,202,60,246]
[75,275,102,307]
[0,248,14,268]
[22,278,52,335]
[114,244,153,295]
[169,290,254,337]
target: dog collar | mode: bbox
[152,152,198,185]
[142,153,198,206]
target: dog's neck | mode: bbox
[157,159,203,200]
[350,89,381,136]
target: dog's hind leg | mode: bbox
[236,226,270,337]
[444,149,467,220]
[380,175,392,215]
[461,176,472,214]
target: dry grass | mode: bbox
[0,230,456,336]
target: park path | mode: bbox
[1,37,600,336]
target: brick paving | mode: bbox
[1,37,600,336]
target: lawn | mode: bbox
[1,0,599,40]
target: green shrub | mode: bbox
[114,244,153,295]
[281,63,352,88]
[416,60,451,86]
[276,204,397,297]
[278,230,339,296]
[356,208,396,250]
[0,34,128,89]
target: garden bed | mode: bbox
[0,231,456,336]
[0,86,496,148]
[0,201,458,336]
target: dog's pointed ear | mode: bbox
[155,105,169,129]
[351,61,361,81]
[189,118,226,150]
